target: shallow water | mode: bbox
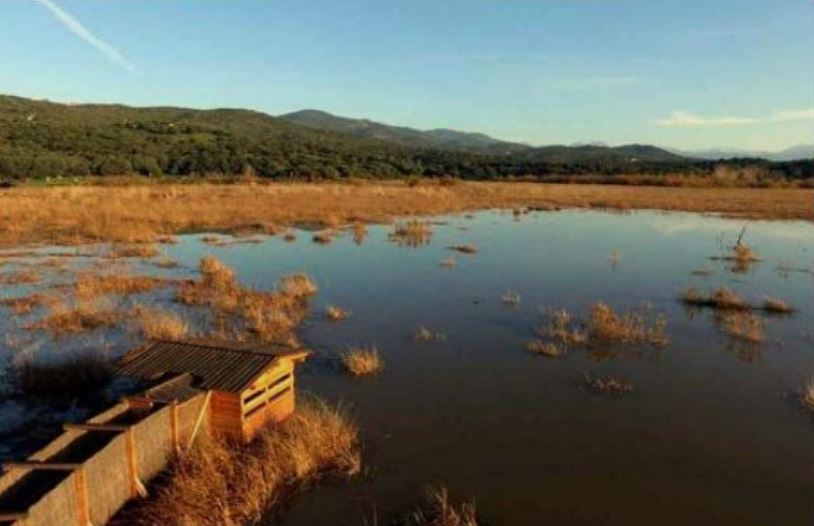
[2,209,813,525]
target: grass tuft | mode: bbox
[585,301,669,346]
[325,304,351,321]
[500,291,521,307]
[715,311,764,343]
[447,244,478,254]
[762,297,794,314]
[132,304,189,340]
[390,220,433,247]
[341,346,383,376]
[408,486,479,526]
[583,373,634,397]
[526,339,565,358]
[413,326,446,343]
[118,398,360,526]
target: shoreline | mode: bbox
[0,181,810,248]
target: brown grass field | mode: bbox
[0,181,810,247]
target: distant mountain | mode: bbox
[668,144,814,161]
[278,109,530,154]
[2,94,809,182]
[519,143,687,164]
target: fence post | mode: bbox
[170,400,180,453]
[74,467,91,526]
[125,429,148,498]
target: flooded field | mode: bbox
[1,208,812,525]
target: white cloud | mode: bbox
[30,0,137,73]
[655,108,814,128]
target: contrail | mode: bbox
[30,0,137,73]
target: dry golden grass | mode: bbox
[14,351,113,397]
[351,222,368,245]
[390,220,433,247]
[585,301,669,346]
[536,308,587,347]
[526,339,565,358]
[440,256,456,268]
[73,271,171,300]
[30,298,120,334]
[448,244,478,254]
[413,326,446,343]
[152,256,179,269]
[341,346,383,376]
[118,398,360,526]
[312,231,334,244]
[800,377,814,412]
[762,297,795,314]
[110,244,160,258]
[177,257,315,344]
[0,269,41,285]
[681,286,750,310]
[583,374,635,397]
[132,304,189,340]
[325,304,351,321]
[408,486,479,526]
[0,182,809,248]
[715,311,764,343]
[0,293,54,315]
[500,291,521,307]
[283,232,297,242]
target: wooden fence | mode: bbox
[0,389,210,526]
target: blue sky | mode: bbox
[1,0,812,150]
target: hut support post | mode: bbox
[187,391,212,450]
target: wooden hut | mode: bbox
[117,340,309,442]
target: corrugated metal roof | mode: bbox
[117,340,307,393]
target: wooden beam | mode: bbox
[64,423,130,432]
[3,461,82,470]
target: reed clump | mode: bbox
[681,286,749,310]
[341,346,383,376]
[0,269,41,285]
[800,377,814,411]
[132,305,190,340]
[585,301,669,346]
[74,271,170,300]
[176,257,316,343]
[110,244,159,258]
[325,305,351,321]
[536,308,587,347]
[715,311,764,343]
[118,398,360,526]
[526,339,565,358]
[762,297,795,314]
[408,486,479,526]
[390,220,433,247]
[312,231,334,244]
[1,293,53,315]
[413,326,446,343]
[31,299,120,334]
[500,291,521,307]
[583,373,634,397]
[447,244,478,254]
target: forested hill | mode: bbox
[0,95,810,181]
